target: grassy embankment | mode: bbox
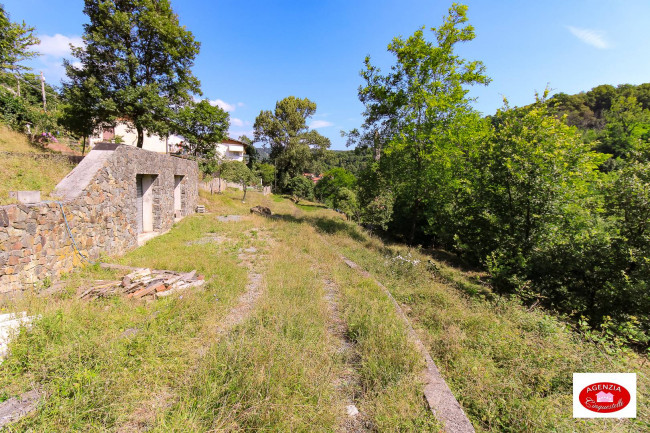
[0,188,647,432]
[1,190,436,431]
[0,127,73,205]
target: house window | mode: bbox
[102,127,115,141]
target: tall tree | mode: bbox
[253,96,330,188]
[221,161,256,202]
[174,98,229,174]
[0,5,39,75]
[357,3,490,242]
[175,99,229,157]
[63,0,201,148]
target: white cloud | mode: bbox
[566,26,610,49]
[36,34,83,57]
[231,117,244,127]
[209,99,235,111]
[309,120,333,129]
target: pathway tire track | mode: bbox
[341,255,475,433]
[322,278,372,433]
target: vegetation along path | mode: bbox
[0,190,648,432]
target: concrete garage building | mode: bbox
[0,144,199,293]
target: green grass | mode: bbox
[0,127,73,204]
[1,189,647,432]
[318,227,650,432]
[0,126,45,153]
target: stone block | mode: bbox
[9,191,41,204]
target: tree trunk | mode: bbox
[136,125,144,148]
[82,136,86,155]
[242,183,247,202]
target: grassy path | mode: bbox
[2,189,647,432]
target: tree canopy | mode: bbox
[253,96,330,189]
[63,0,201,148]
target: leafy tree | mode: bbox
[64,0,201,148]
[356,3,489,243]
[221,161,256,202]
[253,96,330,188]
[463,94,610,301]
[59,74,102,154]
[253,162,275,186]
[314,167,356,206]
[599,96,650,160]
[0,5,39,76]
[174,99,229,175]
[335,187,359,221]
[237,134,257,167]
[286,175,314,203]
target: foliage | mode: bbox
[334,187,359,221]
[253,96,330,189]
[220,160,256,201]
[63,0,201,148]
[311,147,372,176]
[253,162,275,186]
[0,5,39,74]
[174,99,229,175]
[349,4,649,348]
[356,3,489,243]
[549,82,650,168]
[286,175,314,203]
[313,167,356,207]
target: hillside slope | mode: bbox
[0,127,73,205]
[0,190,647,432]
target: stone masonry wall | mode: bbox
[0,145,198,293]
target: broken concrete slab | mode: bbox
[0,389,41,428]
[8,191,41,204]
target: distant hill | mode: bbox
[254,146,372,176]
[549,82,650,131]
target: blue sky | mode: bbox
[5,0,650,149]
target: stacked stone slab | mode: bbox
[0,144,199,293]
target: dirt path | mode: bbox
[119,225,270,432]
[322,278,371,433]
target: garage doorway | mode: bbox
[174,175,184,218]
[136,174,157,233]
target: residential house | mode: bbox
[169,137,249,163]
[89,121,182,154]
[217,138,248,162]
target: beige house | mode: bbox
[217,138,247,162]
[169,137,248,162]
[89,121,179,153]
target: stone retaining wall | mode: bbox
[0,144,198,293]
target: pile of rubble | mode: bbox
[79,268,205,300]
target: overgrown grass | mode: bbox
[0,215,252,431]
[0,126,44,153]
[0,154,73,204]
[316,220,649,432]
[2,188,646,431]
[0,127,73,204]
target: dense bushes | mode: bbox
[347,3,650,350]
[357,95,650,349]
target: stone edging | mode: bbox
[342,256,475,433]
